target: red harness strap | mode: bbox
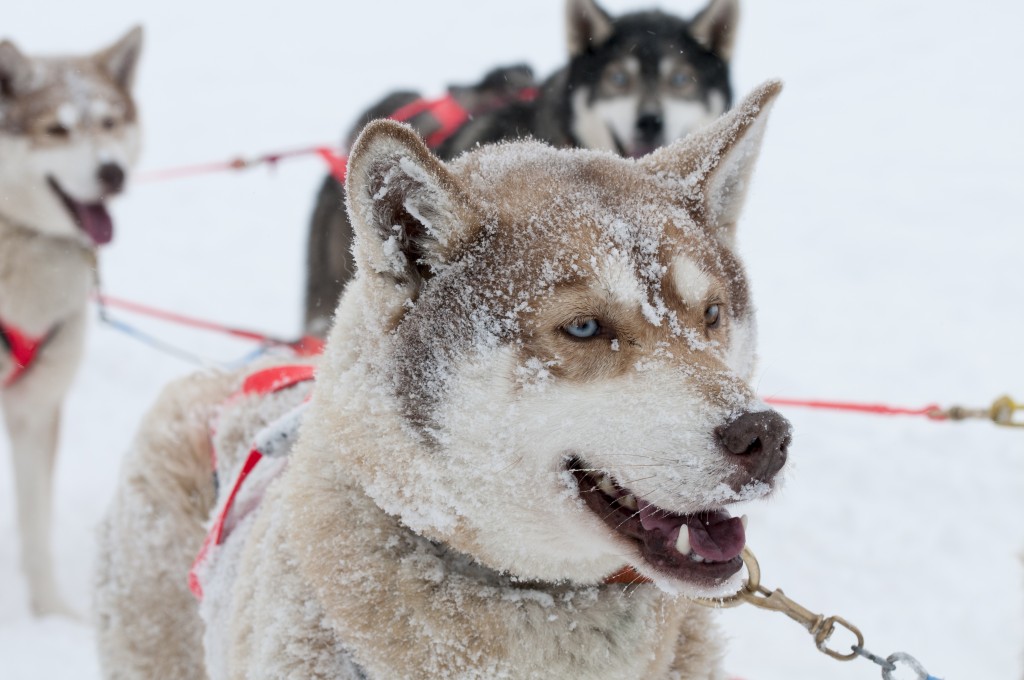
[0,320,51,388]
[389,86,540,153]
[314,147,348,184]
[189,364,316,599]
[388,93,471,150]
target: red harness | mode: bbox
[388,87,538,151]
[0,320,53,388]
[389,94,474,149]
[189,364,317,599]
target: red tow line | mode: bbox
[135,145,348,185]
[762,397,945,420]
[132,86,539,186]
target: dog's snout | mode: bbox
[636,113,663,139]
[97,162,125,194]
[716,410,791,483]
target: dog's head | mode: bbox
[0,26,142,245]
[565,0,737,158]
[332,81,785,598]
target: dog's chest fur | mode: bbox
[0,217,92,335]
[196,365,722,680]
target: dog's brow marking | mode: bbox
[672,257,712,309]
[597,255,646,308]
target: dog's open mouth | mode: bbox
[568,457,746,586]
[48,177,113,245]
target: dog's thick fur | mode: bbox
[0,27,142,616]
[96,81,786,679]
[303,0,739,334]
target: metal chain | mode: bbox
[694,548,940,678]
[853,645,896,671]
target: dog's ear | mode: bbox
[566,0,614,57]
[346,120,477,296]
[641,80,781,244]
[690,0,739,61]
[0,40,33,99]
[96,26,143,91]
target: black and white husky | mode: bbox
[304,0,738,333]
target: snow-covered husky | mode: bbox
[0,27,142,616]
[96,82,789,679]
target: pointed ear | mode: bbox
[690,0,739,61]
[346,120,477,296]
[641,80,781,243]
[0,40,33,98]
[566,0,614,57]
[96,25,143,91]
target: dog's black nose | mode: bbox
[636,113,664,140]
[97,162,125,194]
[716,410,791,483]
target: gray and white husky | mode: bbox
[96,81,788,679]
[0,27,142,616]
[304,0,739,333]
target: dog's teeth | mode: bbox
[619,494,637,510]
[740,514,748,530]
[675,528,691,556]
[597,474,616,496]
[691,553,705,563]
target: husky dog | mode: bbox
[304,0,739,334]
[96,81,787,679]
[0,27,143,616]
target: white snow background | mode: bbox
[2,0,1023,678]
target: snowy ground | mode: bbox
[2,1,1023,678]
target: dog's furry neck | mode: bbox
[279,445,720,679]
[0,213,94,335]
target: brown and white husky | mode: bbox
[96,82,789,679]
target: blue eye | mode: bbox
[564,318,601,339]
[605,69,630,89]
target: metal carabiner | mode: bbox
[990,395,1024,427]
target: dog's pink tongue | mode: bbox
[638,500,684,534]
[687,512,745,562]
[639,502,746,562]
[71,200,113,245]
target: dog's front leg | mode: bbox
[2,397,72,617]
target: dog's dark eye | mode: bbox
[704,304,721,328]
[564,318,601,339]
[102,117,118,130]
[604,68,631,90]
[46,123,71,138]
